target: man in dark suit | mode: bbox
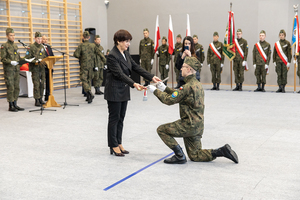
[42,35,54,101]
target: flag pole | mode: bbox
[230,2,233,89]
[156,55,158,77]
[293,5,298,92]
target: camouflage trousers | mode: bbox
[92,68,103,88]
[210,64,221,83]
[30,64,45,99]
[255,65,267,84]
[275,62,288,85]
[159,65,169,81]
[3,65,20,102]
[141,59,152,82]
[157,119,214,162]
[233,60,245,84]
[80,67,93,93]
[297,61,300,84]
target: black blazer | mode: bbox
[45,46,54,57]
[104,46,154,102]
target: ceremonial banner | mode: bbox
[168,15,174,55]
[154,15,160,53]
[292,13,299,55]
[186,14,191,37]
[223,11,236,61]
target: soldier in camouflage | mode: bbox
[174,34,182,88]
[1,28,25,111]
[157,36,170,85]
[25,31,47,106]
[273,29,292,93]
[233,29,248,91]
[193,34,205,74]
[139,28,154,86]
[148,56,238,164]
[93,35,106,95]
[207,32,224,90]
[253,30,271,92]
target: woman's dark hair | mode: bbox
[181,36,196,58]
[113,29,132,46]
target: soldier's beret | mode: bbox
[83,31,90,37]
[35,32,42,38]
[213,32,219,36]
[95,35,100,39]
[6,28,14,35]
[176,34,182,38]
[279,29,286,36]
[184,56,201,71]
[143,28,149,32]
[162,36,167,41]
[193,34,198,38]
[260,30,266,35]
[237,29,242,33]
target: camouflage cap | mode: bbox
[279,29,286,36]
[193,34,198,38]
[143,28,149,32]
[176,34,182,38]
[106,49,110,53]
[35,32,42,38]
[83,31,90,38]
[162,36,167,41]
[213,32,219,36]
[237,29,242,33]
[6,28,14,35]
[95,35,100,39]
[184,56,201,71]
[260,30,266,35]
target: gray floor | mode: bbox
[1,84,300,200]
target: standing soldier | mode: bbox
[193,34,205,74]
[253,30,271,92]
[157,36,170,85]
[273,29,292,93]
[207,32,224,90]
[93,35,106,95]
[233,29,248,91]
[25,32,47,106]
[174,34,182,88]
[139,28,154,86]
[1,28,25,111]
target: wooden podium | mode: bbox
[40,56,63,108]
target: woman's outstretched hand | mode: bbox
[152,76,161,83]
[133,83,145,91]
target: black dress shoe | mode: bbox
[110,148,125,156]
[120,149,129,154]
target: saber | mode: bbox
[150,77,169,86]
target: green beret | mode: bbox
[260,30,266,35]
[213,32,219,36]
[279,29,286,36]
[95,35,100,39]
[237,29,242,33]
[35,32,42,38]
[176,34,181,38]
[143,28,149,32]
[193,34,198,39]
[6,28,14,35]
[83,31,90,38]
[184,56,201,71]
[162,36,167,41]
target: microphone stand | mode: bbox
[50,46,79,109]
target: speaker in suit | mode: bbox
[42,35,54,101]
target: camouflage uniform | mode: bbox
[253,41,271,84]
[233,37,248,85]
[174,42,182,84]
[207,40,224,84]
[139,35,154,82]
[157,42,170,82]
[194,42,205,74]
[93,42,106,88]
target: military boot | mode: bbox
[35,99,41,107]
[216,83,220,90]
[282,85,285,93]
[95,87,101,95]
[39,98,45,105]
[211,144,239,163]
[233,83,239,91]
[211,83,216,90]
[13,101,24,111]
[87,91,94,104]
[261,83,266,92]
[298,90,300,93]
[276,85,282,93]
[254,84,261,92]
[164,145,187,164]
[239,83,243,91]
[9,102,18,112]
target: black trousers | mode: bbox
[107,101,128,148]
[45,67,53,99]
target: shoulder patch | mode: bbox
[171,91,179,98]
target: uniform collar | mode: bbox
[162,44,167,47]
[213,41,218,44]
[95,43,100,47]
[280,39,286,42]
[34,42,41,47]
[7,40,14,44]
[259,40,265,44]
[84,40,89,43]
[237,37,242,41]
[184,74,196,83]
[144,37,149,41]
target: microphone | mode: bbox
[43,43,51,47]
[18,40,27,46]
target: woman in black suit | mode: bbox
[104,29,160,156]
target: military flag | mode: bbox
[223,11,236,61]
[292,13,299,55]
[154,15,160,53]
[168,15,174,55]
[186,14,191,37]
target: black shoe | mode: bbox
[216,83,220,90]
[84,94,87,97]
[39,98,45,105]
[13,101,24,111]
[239,83,243,91]
[164,145,187,164]
[8,102,18,112]
[110,148,125,156]
[276,85,282,93]
[211,144,239,163]
[99,90,104,95]
[143,81,149,86]
[35,99,41,107]
[282,85,285,93]
[87,91,94,104]
[254,84,261,92]
[298,90,300,93]
[211,83,216,90]
[261,83,265,92]
[120,149,129,154]
[233,83,239,91]
[95,87,101,95]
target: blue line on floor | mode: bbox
[103,152,174,191]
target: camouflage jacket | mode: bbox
[25,42,47,68]
[139,37,154,60]
[157,44,170,65]
[252,40,271,65]
[234,37,248,61]
[207,41,224,65]
[174,42,182,63]
[1,40,23,68]
[195,43,205,64]
[95,43,106,69]
[74,40,102,69]
[272,39,292,64]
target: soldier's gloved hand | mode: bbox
[157,82,166,91]
[148,85,157,93]
[287,63,290,68]
[94,67,98,71]
[294,59,297,64]
[36,59,42,63]
[139,59,141,64]
[151,59,154,65]
[242,61,247,66]
[273,62,276,66]
[104,65,107,70]
[208,64,210,68]
[166,65,169,70]
[11,61,18,66]
[221,64,224,68]
[253,64,256,69]
[265,64,268,69]
[201,63,203,67]
[156,51,159,55]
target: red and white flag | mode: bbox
[154,15,160,53]
[168,15,174,55]
[186,14,191,36]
